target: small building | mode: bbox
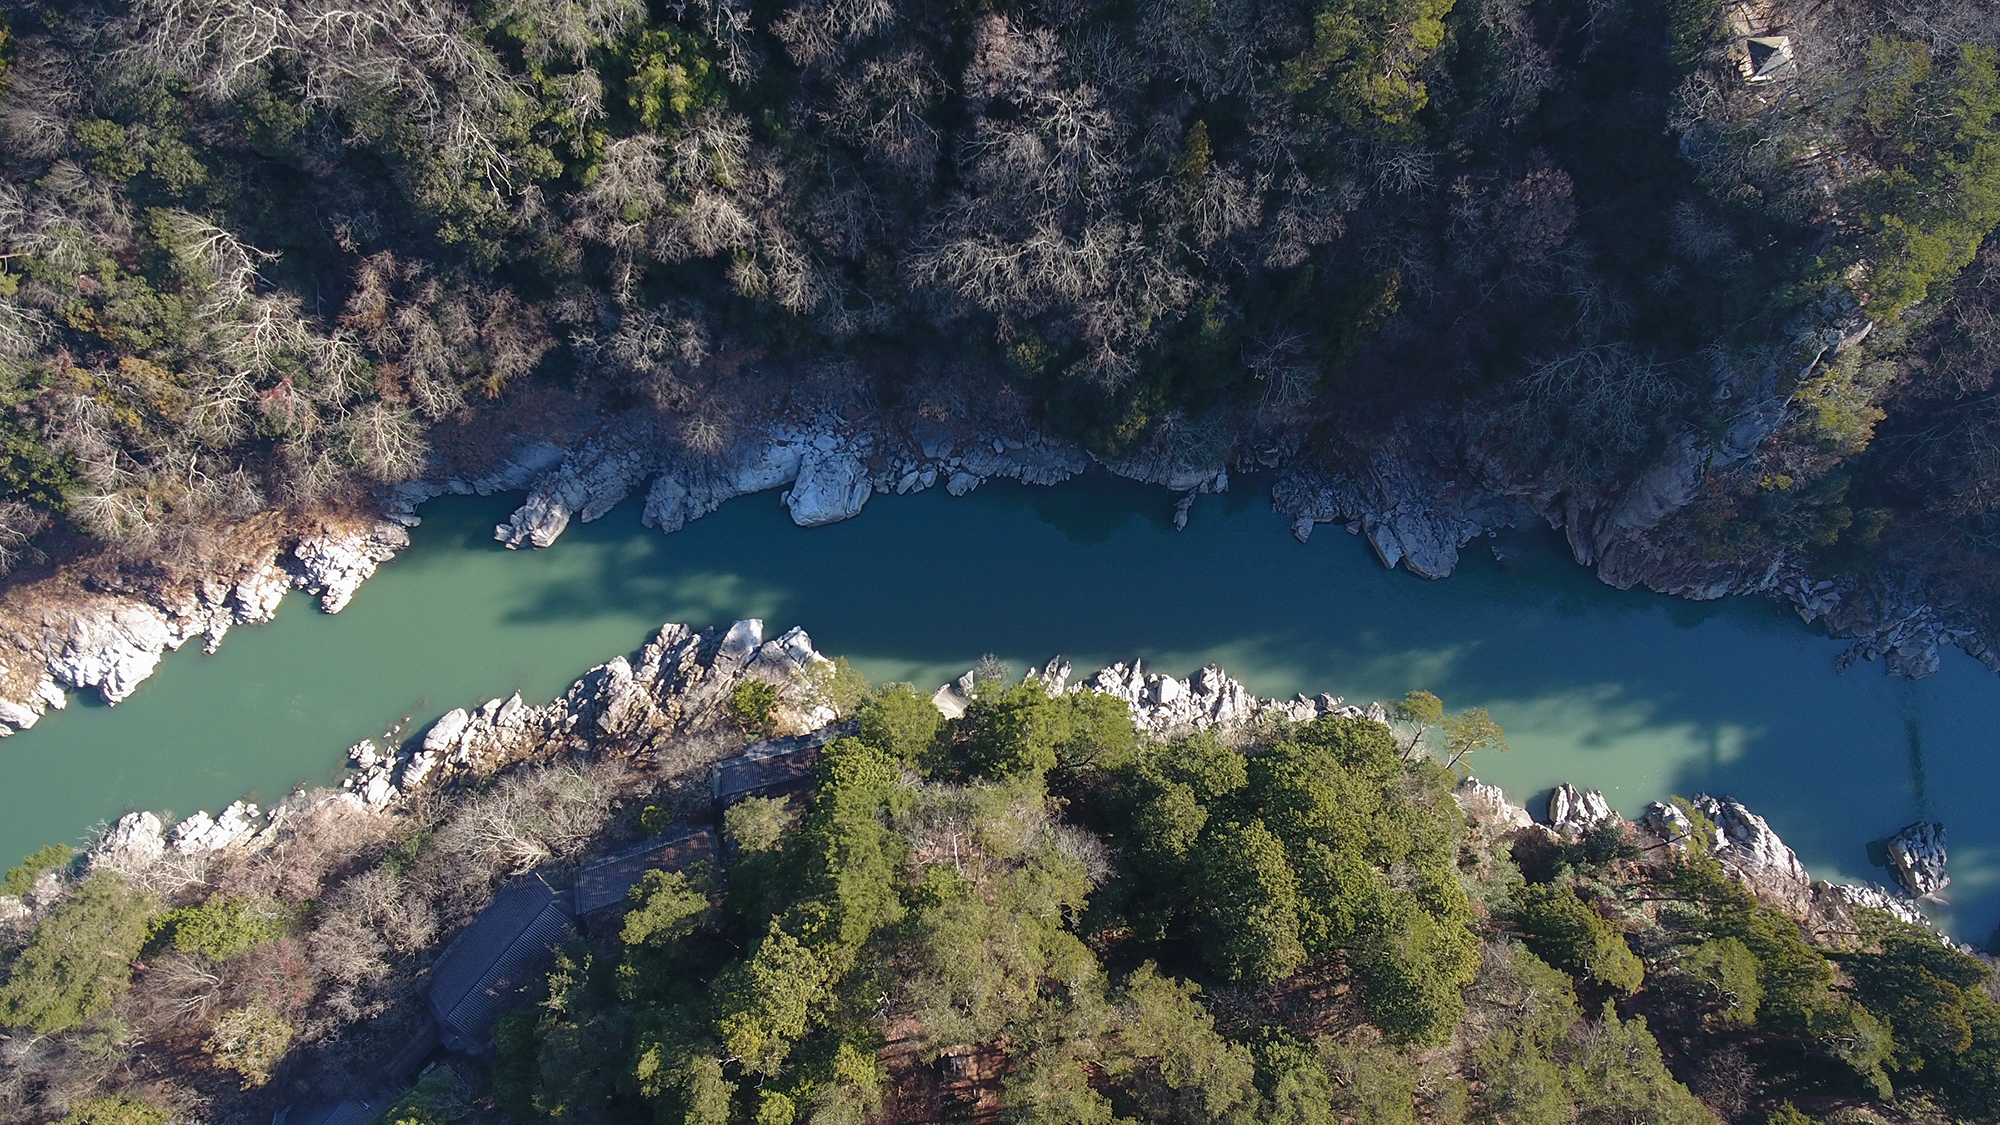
[710,720,855,808]
[1741,36,1796,83]
[575,823,719,919]
[425,871,576,1052]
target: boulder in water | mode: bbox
[1887,821,1949,898]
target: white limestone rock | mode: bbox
[1455,778,1533,834]
[295,522,410,612]
[46,602,176,704]
[1546,784,1619,837]
[1887,821,1949,898]
[1033,658,1374,736]
[644,436,809,533]
[0,674,67,734]
[1692,794,1812,909]
[168,801,262,854]
[90,811,165,874]
[497,444,653,548]
[785,449,872,527]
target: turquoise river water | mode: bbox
[0,473,1993,940]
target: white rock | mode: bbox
[1692,794,1812,909]
[718,619,765,664]
[47,602,177,704]
[168,801,261,854]
[91,811,165,874]
[785,449,872,527]
[1547,784,1618,837]
[1455,778,1533,833]
[497,445,652,548]
[1887,821,1949,898]
[295,522,410,612]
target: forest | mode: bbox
[0,0,1997,626]
[2,665,1998,1125]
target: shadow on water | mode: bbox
[0,470,1996,940]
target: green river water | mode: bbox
[1,472,1994,940]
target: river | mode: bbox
[1,472,1993,941]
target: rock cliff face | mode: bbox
[489,420,1093,550]
[1691,794,1815,914]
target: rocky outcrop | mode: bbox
[1887,821,1949,898]
[90,811,167,875]
[295,522,411,613]
[1692,794,1813,912]
[1271,434,1537,579]
[0,517,419,735]
[1455,778,1534,835]
[1639,801,1696,849]
[1024,657,1381,736]
[1811,880,1931,936]
[495,441,653,548]
[340,619,836,809]
[490,421,1094,550]
[1547,784,1619,837]
[785,448,873,527]
[167,801,264,854]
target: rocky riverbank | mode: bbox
[15,622,1954,954]
[0,386,1987,739]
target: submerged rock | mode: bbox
[1887,821,1949,898]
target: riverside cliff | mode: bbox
[0,399,1982,738]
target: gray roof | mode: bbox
[711,720,856,804]
[425,872,575,1051]
[575,824,719,916]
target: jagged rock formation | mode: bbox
[1023,657,1384,736]
[1691,794,1814,913]
[1547,784,1619,838]
[1455,777,1534,835]
[1639,800,1696,849]
[1887,821,1949,898]
[342,619,833,810]
[485,421,1094,550]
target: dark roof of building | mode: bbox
[711,720,855,803]
[425,871,575,1051]
[575,824,719,916]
